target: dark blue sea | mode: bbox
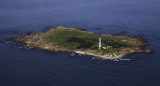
[0,0,160,86]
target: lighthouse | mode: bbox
[99,37,101,49]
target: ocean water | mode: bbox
[0,0,160,86]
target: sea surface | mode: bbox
[0,0,160,86]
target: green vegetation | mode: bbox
[43,30,132,53]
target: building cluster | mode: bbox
[102,46,112,50]
[103,52,120,57]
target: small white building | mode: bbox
[102,47,107,50]
[107,46,112,49]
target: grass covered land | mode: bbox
[44,30,132,53]
[12,26,151,59]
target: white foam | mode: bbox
[70,53,75,56]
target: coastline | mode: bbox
[74,51,124,59]
[12,26,152,59]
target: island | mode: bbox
[12,26,152,59]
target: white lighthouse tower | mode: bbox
[99,37,101,49]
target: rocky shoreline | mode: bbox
[12,26,152,59]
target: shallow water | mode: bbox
[0,0,160,86]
